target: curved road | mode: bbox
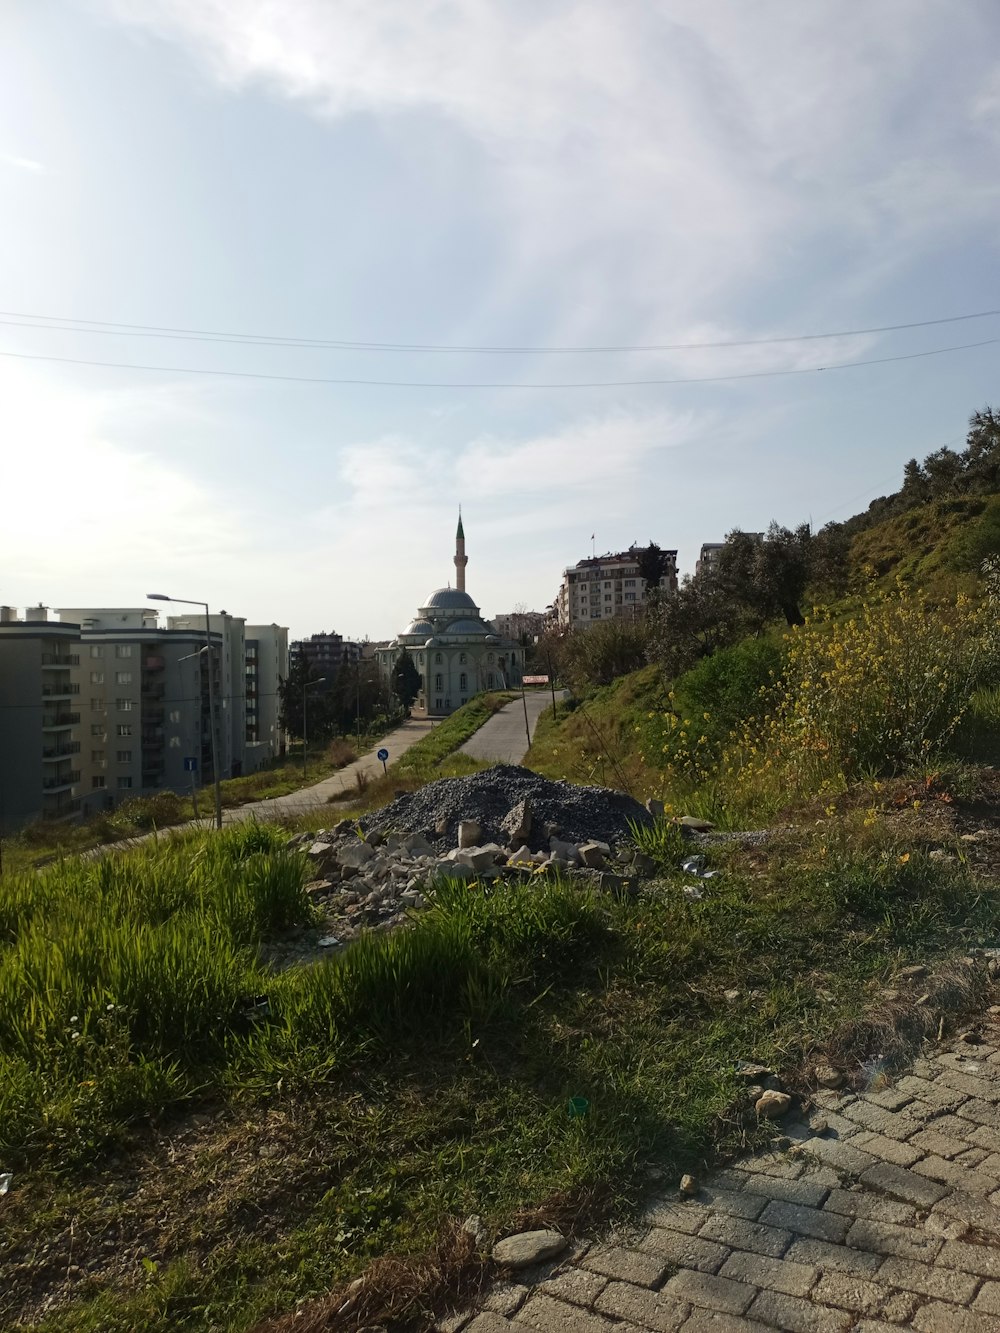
[460,690,561,765]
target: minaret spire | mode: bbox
[454,506,468,593]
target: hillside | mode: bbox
[846,492,992,596]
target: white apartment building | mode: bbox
[245,624,289,766]
[166,612,247,779]
[0,606,82,830]
[556,547,678,629]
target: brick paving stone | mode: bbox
[800,1110,863,1139]
[865,1088,916,1111]
[595,1280,694,1331]
[581,1243,668,1287]
[822,1188,917,1225]
[912,1302,1000,1332]
[848,1129,924,1167]
[811,1271,893,1316]
[679,1312,772,1332]
[914,1154,1000,1196]
[853,1323,908,1333]
[718,1250,818,1297]
[746,1288,853,1331]
[662,1270,758,1317]
[537,1268,606,1308]
[859,1161,948,1207]
[836,1099,925,1141]
[515,1291,617,1331]
[895,1075,969,1111]
[938,1238,1000,1279]
[845,1217,943,1263]
[465,1315,514,1333]
[910,1126,978,1159]
[813,1090,856,1110]
[639,1227,731,1274]
[785,1237,885,1277]
[957,1147,992,1167]
[937,1052,997,1072]
[699,1188,770,1221]
[965,1124,1000,1154]
[976,1282,1000,1316]
[743,1153,805,1179]
[645,1199,709,1235]
[483,1283,529,1316]
[933,1189,1000,1233]
[731,1172,832,1208]
[978,1152,1000,1177]
[957,1100,1000,1130]
[698,1213,793,1259]
[758,1200,851,1244]
[938,1070,1000,1104]
[883,1290,921,1322]
[435,1311,471,1333]
[798,1135,879,1175]
[875,1255,980,1303]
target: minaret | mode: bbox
[454,508,468,593]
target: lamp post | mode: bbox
[302,677,327,779]
[148,594,223,830]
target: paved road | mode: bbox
[442,1013,1000,1333]
[460,691,561,765]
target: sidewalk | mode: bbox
[443,1017,1000,1332]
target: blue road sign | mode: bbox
[376,748,389,762]
[183,757,198,773]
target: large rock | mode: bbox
[549,837,581,864]
[457,820,482,849]
[755,1090,792,1119]
[501,799,533,846]
[491,1229,567,1269]
[577,842,607,870]
[455,847,499,873]
[337,842,375,870]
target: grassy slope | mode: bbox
[3,796,997,1331]
[847,494,988,596]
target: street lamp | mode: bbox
[302,677,327,779]
[148,594,223,830]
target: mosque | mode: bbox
[377,514,523,718]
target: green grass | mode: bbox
[393,693,517,778]
[4,807,999,1330]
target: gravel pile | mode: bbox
[360,765,652,852]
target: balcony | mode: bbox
[143,655,165,671]
[41,653,80,667]
[41,682,80,697]
[142,683,166,701]
[43,795,81,820]
[142,733,165,749]
[144,706,165,724]
[42,711,80,729]
[42,770,81,791]
[42,741,81,760]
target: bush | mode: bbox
[671,638,784,744]
[560,618,652,692]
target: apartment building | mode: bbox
[556,547,678,629]
[245,623,289,766]
[696,534,763,578]
[0,606,82,830]
[59,607,219,812]
[166,613,247,779]
[490,610,548,643]
[291,631,360,677]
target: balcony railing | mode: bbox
[41,653,80,666]
[43,712,80,728]
[42,742,81,759]
[42,771,81,790]
[142,683,166,700]
[41,682,80,697]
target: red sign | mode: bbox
[522,675,549,684]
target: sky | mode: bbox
[0,1,998,641]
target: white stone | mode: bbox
[337,842,375,870]
[458,820,482,848]
[491,1229,567,1268]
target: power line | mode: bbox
[1,335,998,390]
[0,306,997,355]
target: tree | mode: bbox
[636,541,671,604]
[391,649,421,709]
[646,574,742,679]
[277,655,336,741]
[809,521,851,597]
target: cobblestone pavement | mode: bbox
[439,1020,1000,1332]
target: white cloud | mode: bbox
[0,152,44,173]
[100,0,1000,340]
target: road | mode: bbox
[459,690,561,765]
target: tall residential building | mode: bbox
[490,610,548,642]
[245,624,289,765]
[290,631,361,677]
[167,612,247,779]
[556,547,678,629]
[696,535,764,578]
[59,607,220,812]
[0,605,82,830]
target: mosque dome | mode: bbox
[402,619,433,637]
[423,587,478,611]
[443,618,488,635]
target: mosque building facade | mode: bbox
[377,514,523,718]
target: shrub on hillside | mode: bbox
[672,638,784,745]
[560,618,652,692]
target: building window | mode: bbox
[116,749,132,763]
[91,750,105,764]
[117,698,133,711]
[435,698,443,710]
[435,673,443,691]
[460,672,467,690]
[115,644,133,658]
[487,673,495,688]
[117,776,133,789]
[580,583,587,591]
[625,578,635,587]
[461,698,467,705]
[115,671,132,685]
[89,645,103,658]
[435,652,443,664]
[117,724,132,737]
[90,671,104,684]
[459,652,466,664]
[605,593,612,601]
[90,724,105,737]
[625,592,635,601]
[488,653,494,664]
[92,776,106,790]
[90,698,104,711]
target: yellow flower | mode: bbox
[899,853,910,864]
